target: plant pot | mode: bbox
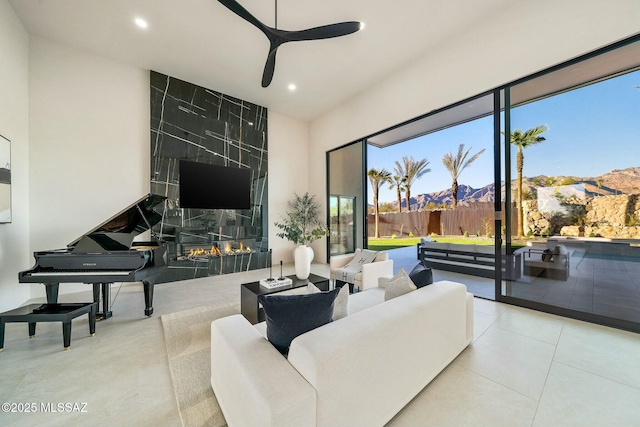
[294,245,313,280]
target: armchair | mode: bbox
[330,249,393,292]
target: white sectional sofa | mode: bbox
[210,280,474,427]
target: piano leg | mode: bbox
[92,283,100,306]
[45,284,59,303]
[93,283,113,320]
[143,280,154,317]
[101,283,113,320]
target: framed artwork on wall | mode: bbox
[0,134,11,223]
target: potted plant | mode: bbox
[275,193,329,279]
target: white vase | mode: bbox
[294,245,313,280]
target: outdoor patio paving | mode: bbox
[385,243,640,325]
[385,246,496,299]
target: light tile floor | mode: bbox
[1,263,640,427]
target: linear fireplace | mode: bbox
[149,71,269,283]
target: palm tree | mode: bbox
[508,125,548,237]
[394,156,430,212]
[441,144,486,209]
[389,175,406,213]
[368,168,392,238]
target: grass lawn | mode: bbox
[368,236,527,251]
[367,237,422,251]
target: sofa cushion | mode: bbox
[452,244,477,253]
[308,283,349,320]
[475,245,495,255]
[422,241,450,251]
[258,288,340,354]
[348,287,385,314]
[553,244,568,265]
[553,244,568,255]
[420,237,433,245]
[384,268,417,301]
[408,263,433,288]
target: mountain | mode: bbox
[386,167,640,211]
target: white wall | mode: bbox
[267,110,309,264]
[20,36,309,300]
[0,1,30,312]
[308,0,640,262]
[28,36,150,296]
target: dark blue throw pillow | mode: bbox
[258,288,340,355]
[409,262,434,288]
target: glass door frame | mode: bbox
[326,140,368,261]
[495,33,640,333]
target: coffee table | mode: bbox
[241,273,329,324]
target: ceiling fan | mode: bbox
[218,0,362,88]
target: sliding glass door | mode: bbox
[499,37,640,332]
[327,141,366,259]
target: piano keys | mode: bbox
[19,194,167,319]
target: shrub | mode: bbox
[589,232,596,237]
[430,232,436,237]
[408,231,414,237]
[526,230,533,237]
[486,232,492,238]
[463,231,469,237]
[391,234,397,239]
[476,230,481,237]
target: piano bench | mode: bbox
[0,302,98,351]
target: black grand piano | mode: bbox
[19,194,167,319]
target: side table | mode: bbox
[0,302,98,351]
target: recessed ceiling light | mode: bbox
[288,84,297,91]
[359,22,366,30]
[135,17,148,29]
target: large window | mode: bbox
[333,34,640,333]
[500,37,640,332]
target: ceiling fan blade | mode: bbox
[261,47,278,88]
[218,0,268,35]
[285,21,361,42]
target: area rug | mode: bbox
[161,302,239,427]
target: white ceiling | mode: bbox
[9,0,514,122]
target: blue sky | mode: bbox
[368,69,640,204]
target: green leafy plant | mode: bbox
[408,231,414,237]
[275,193,329,245]
[589,232,596,237]
[486,232,492,238]
[476,230,481,237]
[463,231,469,237]
[391,234,397,239]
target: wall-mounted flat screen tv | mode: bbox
[179,160,251,210]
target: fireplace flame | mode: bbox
[184,242,252,260]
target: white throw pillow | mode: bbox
[384,268,417,301]
[308,283,349,320]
